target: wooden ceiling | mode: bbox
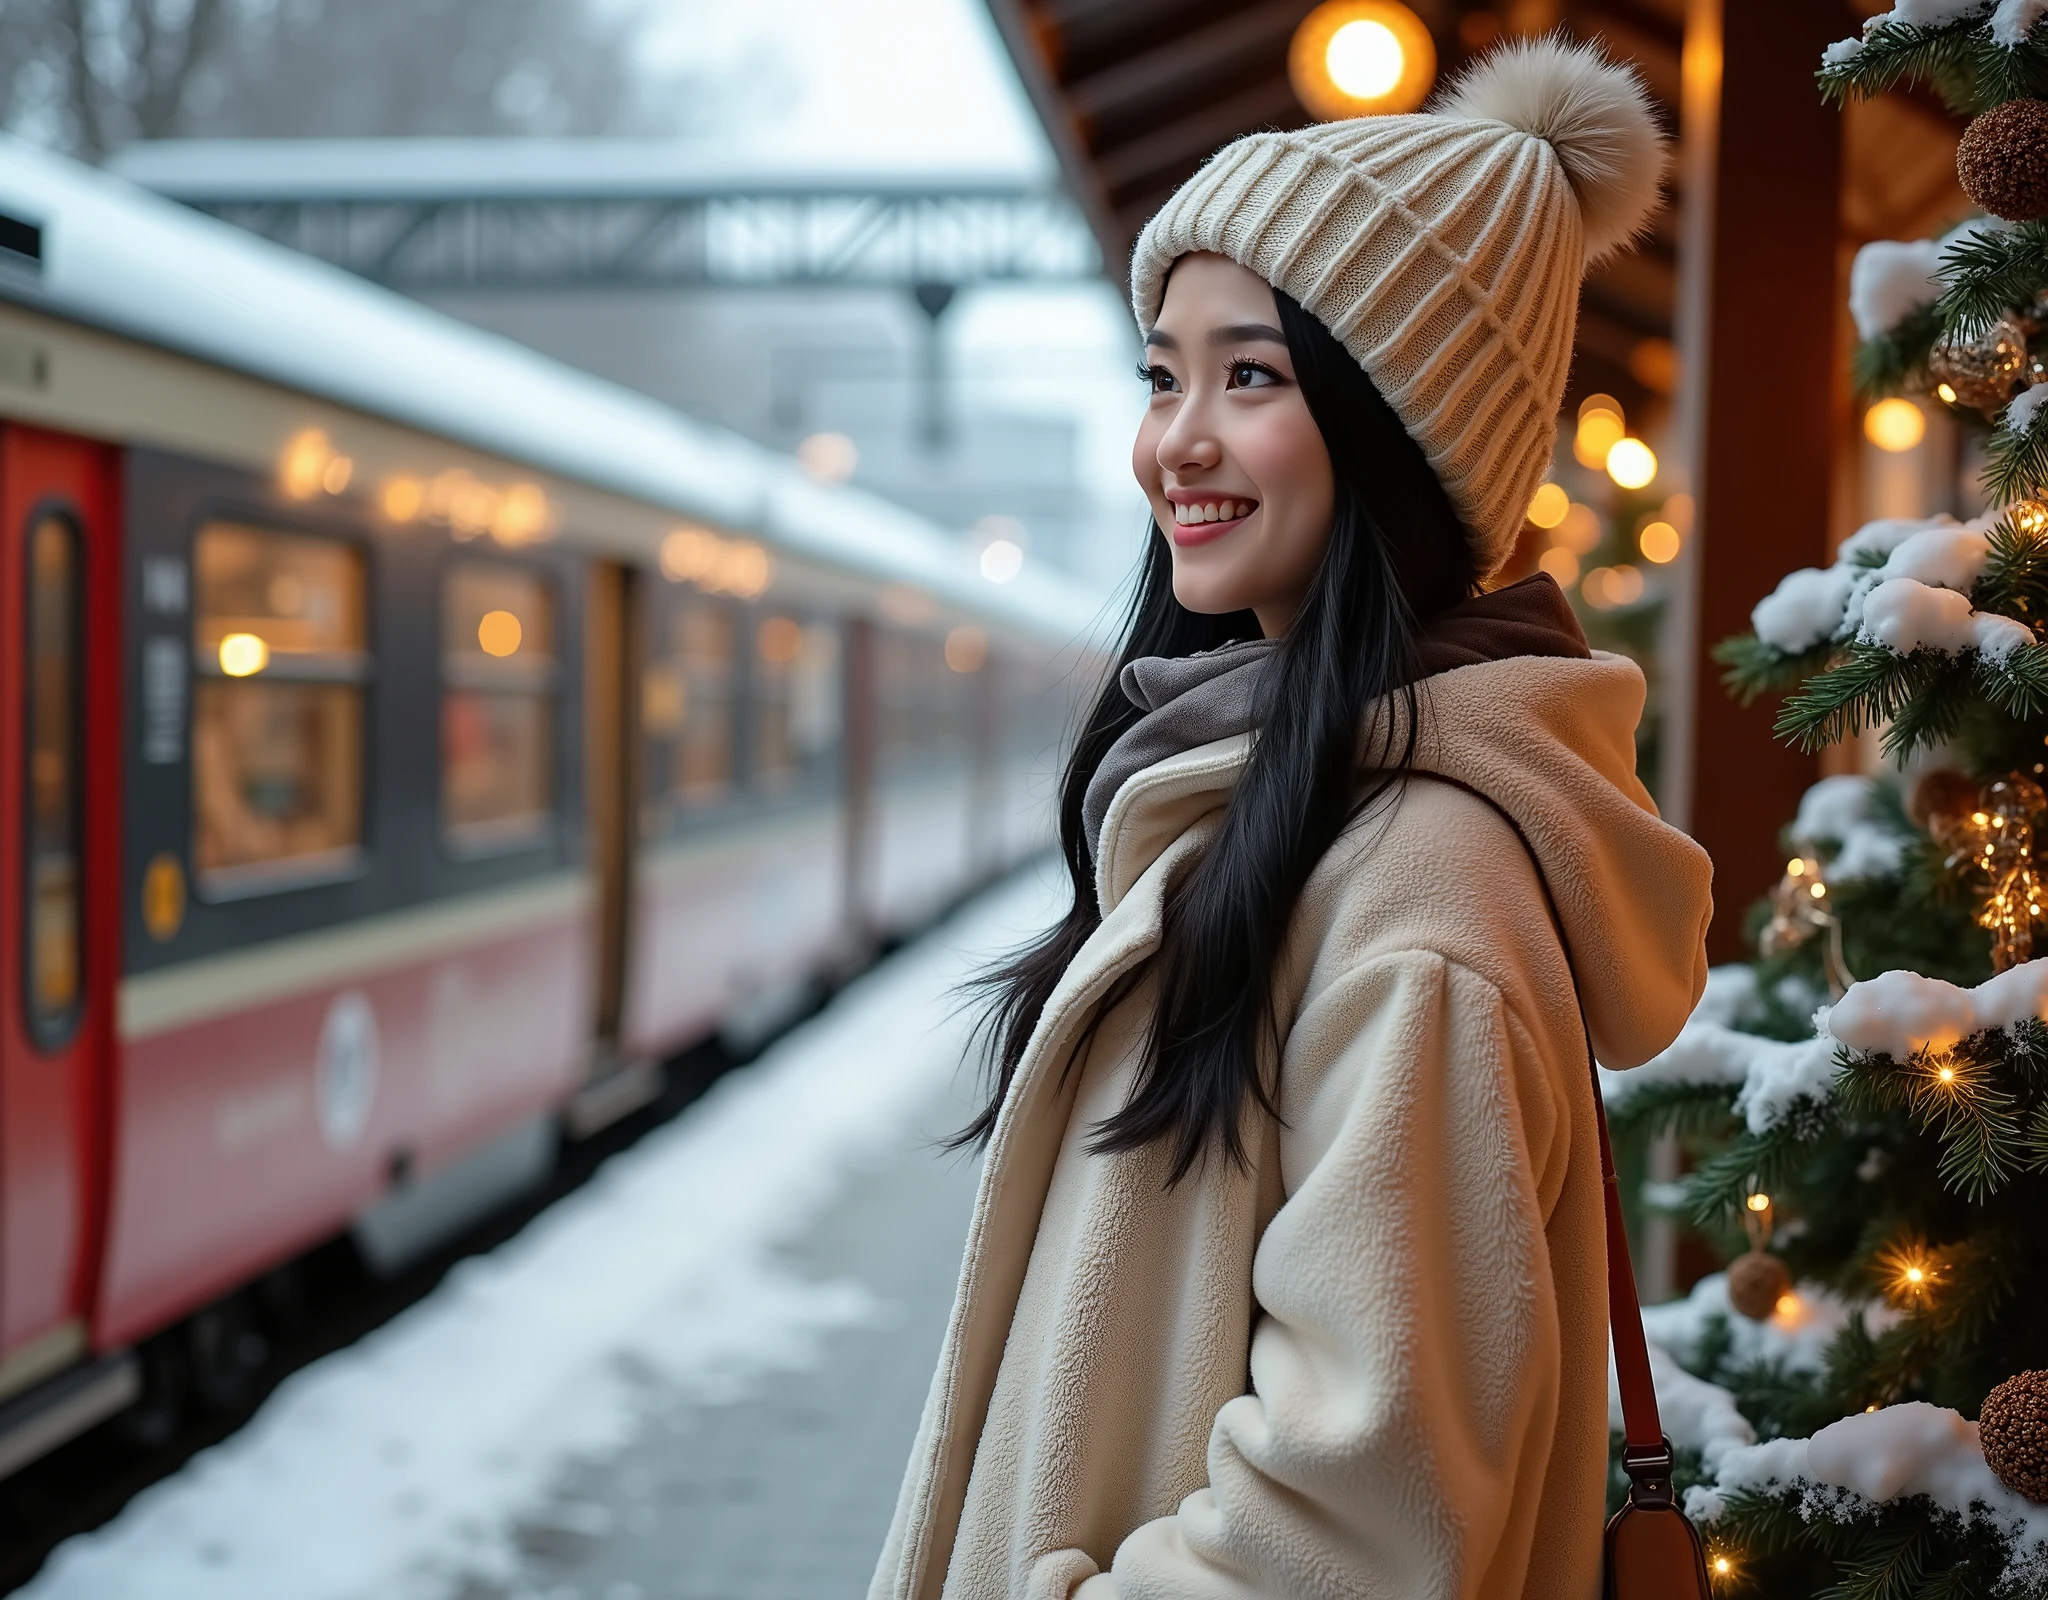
[981,0,1967,423]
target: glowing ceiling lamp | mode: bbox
[1288,1,1436,121]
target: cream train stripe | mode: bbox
[119,871,593,1041]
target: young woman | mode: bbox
[873,38,1713,1600]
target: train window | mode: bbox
[642,596,735,831]
[877,630,965,758]
[442,561,556,852]
[751,615,840,792]
[191,521,367,895]
[24,510,82,1043]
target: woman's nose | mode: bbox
[1156,401,1222,476]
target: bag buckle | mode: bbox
[1620,1436,1676,1510]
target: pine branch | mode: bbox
[1716,632,1839,705]
[1936,220,2048,341]
[1686,1110,1836,1227]
[1773,644,1946,754]
[1976,640,2048,720]
[1818,1520,1928,1600]
[1985,404,2048,508]
[1853,301,1944,399]
[1971,509,2048,621]
[1819,12,2048,115]
[1603,1078,1739,1142]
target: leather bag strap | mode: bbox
[1419,776,1668,1468]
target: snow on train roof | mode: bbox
[0,137,1103,643]
[108,137,1042,202]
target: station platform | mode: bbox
[22,871,1058,1600]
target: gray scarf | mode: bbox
[1075,575,1594,864]
[1080,637,1277,861]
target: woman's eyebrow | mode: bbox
[1144,329,1179,350]
[1206,321,1286,346]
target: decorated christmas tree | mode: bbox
[1603,5,2048,1593]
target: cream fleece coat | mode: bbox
[870,653,1713,1600]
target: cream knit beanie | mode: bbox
[1130,36,1667,578]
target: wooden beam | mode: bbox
[1666,0,1843,961]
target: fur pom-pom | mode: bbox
[1438,36,1667,267]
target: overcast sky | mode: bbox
[634,0,1053,174]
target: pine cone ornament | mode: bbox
[1726,1249,1791,1321]
[1929,312,2033,414]
[1980,1370,2048,1501]
[1958,100,2048,222]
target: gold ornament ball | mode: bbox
[1981,1370,2048,1502]
[1929,312,2033,415]
[1958,100,2048,222]
[1726,1250,1791,1321]
[1908,767,1983,845]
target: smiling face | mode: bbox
[1133,253,1336,637]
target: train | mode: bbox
[0,137,1098,1477]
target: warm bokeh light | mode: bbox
[980,538,1024,583]
[477,610,522,657]
[1937,381,1960,405]
[1745,1192,1771,1213]
[1605,437,1658,489]
[1552,503,1601,555]
[218,632,269,677]
[1573,407,1626,469]
[1537,545,1579,586]
[280,428,352,501]
[1628,337,1679,394]
[944,624,988,673]
[1287,0,1435,119]
[492,483,553,547]
[797,431,858,483]
[659,525,772,599]
[1527,483,1569,529]
[381,476,424,522]
[1327,20,1404,96]
[1638,520,1681,563]
[1864,397,1927,452]
[1582,564,1645,609]
[758,616,803,665]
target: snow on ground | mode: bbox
[24,865,1063,1600]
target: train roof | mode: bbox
[0,136,1107,645]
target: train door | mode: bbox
[573,559,645,1130]
[0,424,117,1385]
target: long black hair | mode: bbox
[956,287,1476,1183]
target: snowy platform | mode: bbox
[24,869,1061,1600]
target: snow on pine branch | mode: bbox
[1820,2,2048,115]
[1688,1403,2048,1568]
[1719,510,2048,758]
[1791,774,1907,884]
[1830,961,2048,1058]
[1605,941,2048,1145]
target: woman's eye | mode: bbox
[1142,364,1179,394]
[1227,361,1277,389]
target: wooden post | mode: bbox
[1666,0,1844,962]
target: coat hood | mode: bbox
[1094,651,1712,1070]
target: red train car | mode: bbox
[0,140,1093,1473]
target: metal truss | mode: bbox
[181,185,1101,292]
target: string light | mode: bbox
[1745,1192,1772,1214]
[1877,1238,1940,1305]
